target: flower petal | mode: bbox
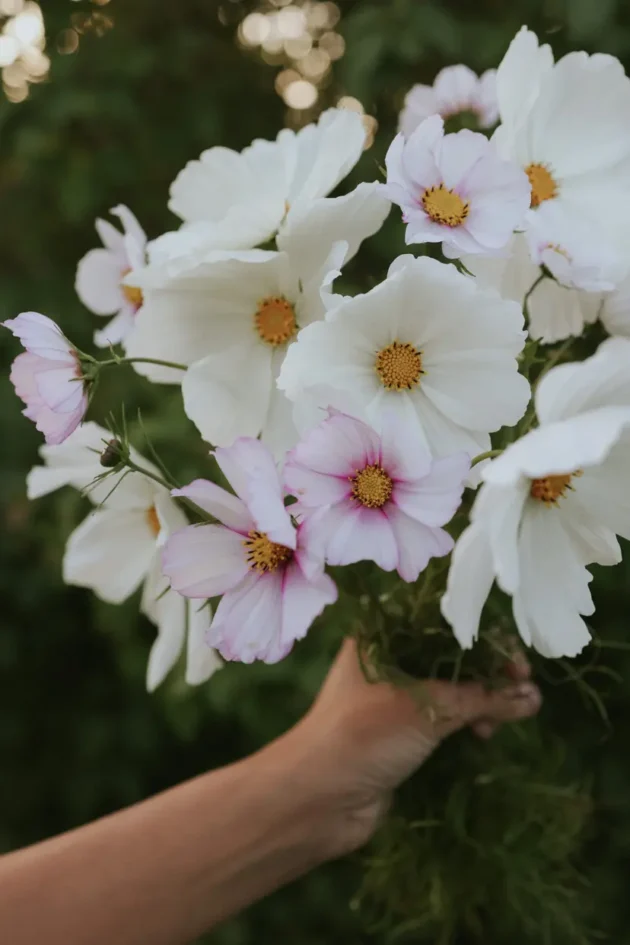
[63,509,156,603]
[162,524,249,598]
[441,522,495,648]
[214,437,296,548]
[385,504,453,582]
[208,570,287,663]
[393,451,469,526]
[75,248,125,316]
[172,479,253,534]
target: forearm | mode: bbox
[0,733,334,945]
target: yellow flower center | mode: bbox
[121,268,143,308]
[525,162,558,208]
[375,341,423,390]
[350,464,393,509]
[243,530,293,573]
[530,471,581,506]
[146,505,161,536]
[254,296,297,346]
[421,184,469,227]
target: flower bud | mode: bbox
[100,439,125,468]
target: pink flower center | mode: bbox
[421,184,469,227]
[525,163,558,208]
[530,471,580,506]
[121,268,144,309]
[254,296,297,346]
[350,464,393,509]
[243,530,293,572]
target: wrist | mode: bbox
[258,720,380,862]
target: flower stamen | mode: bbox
[421,184,469,227]
[350,464,393,509]
[530,470,582,506]
[121,268,143,309]
[243,530,293,572]
[375,341,423,390]
[525,162,558,208]
[146,505,161,537]
[254,296,297,346]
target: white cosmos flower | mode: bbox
[599,268,630,337]
[75,205,147,348]
[151,107,367,258]
[466,224,618,344]
[442,337,630,658]
[400,65,499,136]
[125,186,389,457]
[494,27,630,252]
[27,422,221,691]
[278,255,531,462]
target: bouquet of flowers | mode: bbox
[6,25,630,942]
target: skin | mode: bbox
[0,639,540,945]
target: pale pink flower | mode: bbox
[3,312,88,445]
[162,438,337,664]
[284,411,470,582]
[75,205,147,348]
[400,65,498,137]
[382,115,531,258]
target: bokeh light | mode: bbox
[1,1,47,102]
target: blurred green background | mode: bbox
[3,1,630,943]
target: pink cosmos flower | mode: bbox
[381,115,531,258]
[3,312,88,445]
[284,411,470,582]
[400,65,498,137]
[162,437,337,664]
[75,205,147,348]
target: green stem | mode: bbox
[124,459,211,522]
[98,356,187,372]
[470,449,502,468]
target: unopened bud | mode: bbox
[100,439,125,468]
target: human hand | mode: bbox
[284,638,541,859]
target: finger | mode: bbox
[504,645,531,682]
[427,679,542,739]
[471,720,498,740]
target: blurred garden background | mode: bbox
[4,1,630,943]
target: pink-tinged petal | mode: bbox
[379,409,433,482]
[393,451,469,526]
[75,248,126,316]
[286,410,380,479]
[34,401,86,445]
[162,524,249,598]
[3,312,74,361]
[385,504,454,582]
[34,363,84,413]
[284,460,352,508]
[10,352,86,445]
[171,479,253,533]
[280,560,337,649]
[324,499,399,572]
[292,509,329,581]
[214,437,295,548]
[208,570,287,664]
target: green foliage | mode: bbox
[4,1,630,943]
